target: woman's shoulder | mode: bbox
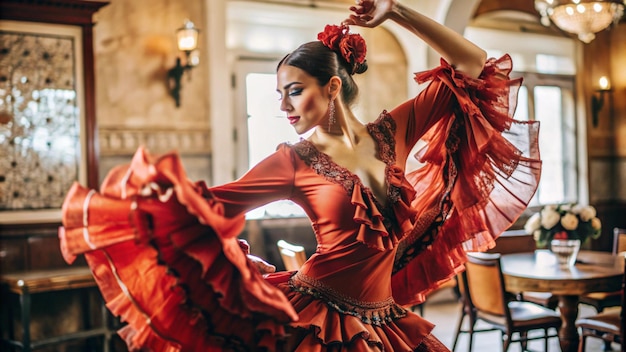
[279,139,318,161]
[274,140,317,166]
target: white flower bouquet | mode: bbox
[524,203,602,248]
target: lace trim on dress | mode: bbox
[365,111,396,163]
[393,128,459,273]
[366,112,402,205]
[292,140,357,196]
[290,272,407,327]
[292,138,399,236]
[290,113,405,241]
[393,213,444,274]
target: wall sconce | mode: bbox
[591,76,611,127]
[168,20,200,107]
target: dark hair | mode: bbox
[277,41,368,106]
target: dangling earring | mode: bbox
[328,100,336,131]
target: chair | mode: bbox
[517,291,559,310]
[578,228,626,317]
[613,227,626,255]
[575,252,625,351]
[451,271,501,351]
[276,240,307,271]
[454,252,561,352]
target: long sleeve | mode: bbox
[210,144,297,218]
[389,55,541,306]
[388,74,456,163]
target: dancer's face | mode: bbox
[276,64,331,135]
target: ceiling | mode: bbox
[246,0,544,25]
[243,0,623,37]
[470,0,557,34]
[257,0,541,18]
[473,0,539,18]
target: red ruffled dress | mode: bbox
[59,55,540,351]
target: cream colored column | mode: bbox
[207,0,236,185]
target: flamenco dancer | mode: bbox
[60,0,541,350]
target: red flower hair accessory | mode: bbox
[317,24,367,71]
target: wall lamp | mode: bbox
[167,20,200,107]
[591,76,611,127]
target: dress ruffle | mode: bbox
[351,183,395,250]
[263,272,433,351]
[292,140,403,252]
[391,54,541,306]
[59,148,297,351]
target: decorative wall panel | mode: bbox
[0,20,87,223]
[0,26,81,211]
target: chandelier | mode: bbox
[535,0,625,43]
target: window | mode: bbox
[465,26,584,207]
[514,73,578,205]
[234,60,309,219]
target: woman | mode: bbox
[59,0,541,350]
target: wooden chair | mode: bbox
[451,271,501,351]
[517,291,559,310]
[575,252,625,351]
[457,252,561,352]
[276,240,307,271]
[613,227,626,255]
[578,228,626,318]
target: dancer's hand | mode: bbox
[247,254,277,274]
[344,0,396,28]
[239,239,276,274]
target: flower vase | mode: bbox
[550,239,581,268]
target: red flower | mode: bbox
[339,34,367,65]
[554,231,569,240]
[318,24,367,69]
[317,24,345,51]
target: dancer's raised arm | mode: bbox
[345,0,487,78]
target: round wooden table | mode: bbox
[501,250,624,352]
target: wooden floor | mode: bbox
[424,288,619,352]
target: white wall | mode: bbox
[464,26,576,74]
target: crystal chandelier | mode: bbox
[535,0,625,43]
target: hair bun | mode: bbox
[352,61,368,75]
